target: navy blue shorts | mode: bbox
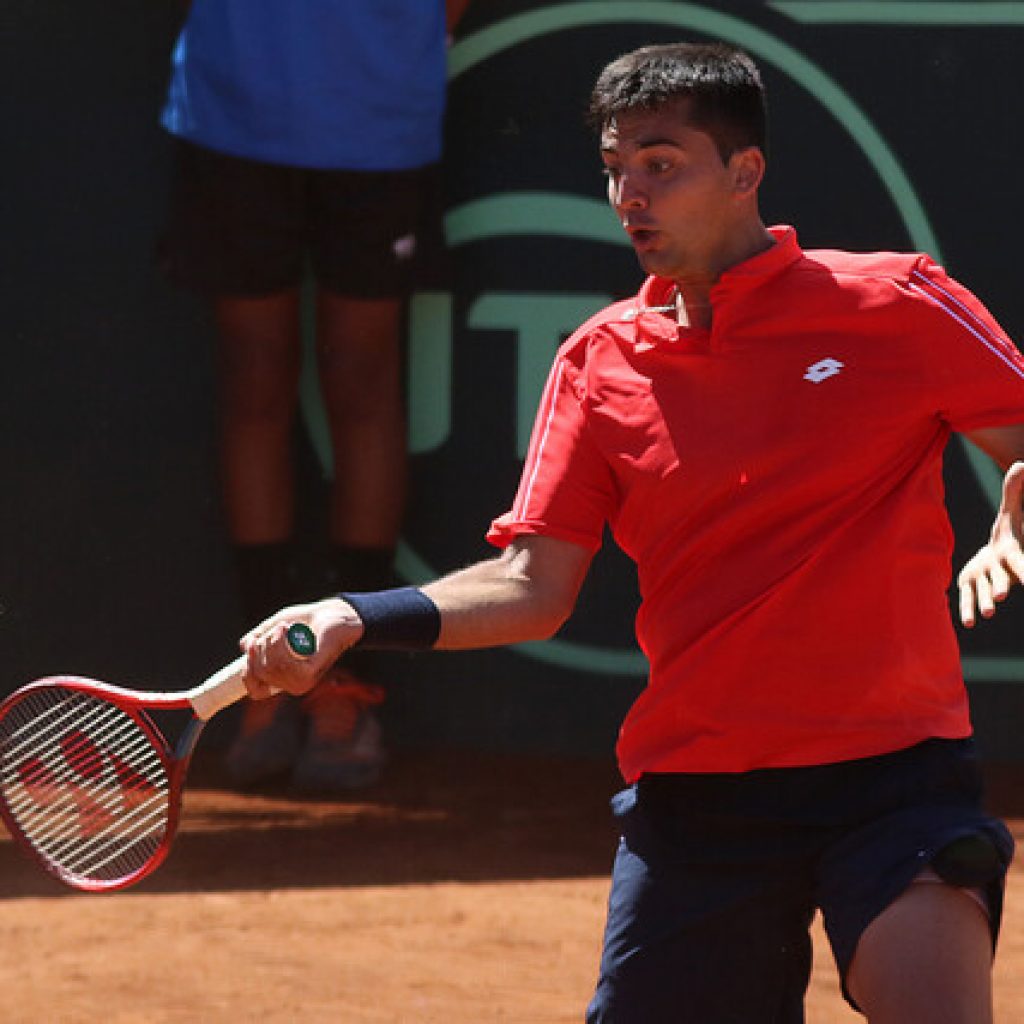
[160,141,446,299]
[587,738,1013,1024]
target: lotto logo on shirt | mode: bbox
[804,358,845,383]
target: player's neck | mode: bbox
[673,220,775,329]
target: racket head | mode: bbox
[0,676,191,892]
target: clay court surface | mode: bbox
[2,751,1022,1023]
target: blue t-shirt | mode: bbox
[161,0,448,170]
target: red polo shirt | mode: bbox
[488,227,1024,780]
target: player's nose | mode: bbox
[611,173,647,212]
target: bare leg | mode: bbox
[314,291,406,549]
[280,292,402,791]
[216,291,307,788]
[846,881,994,1024]
[214,290,303,545]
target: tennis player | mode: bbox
[241,43,1024,1022]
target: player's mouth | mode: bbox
[625,225,662,251]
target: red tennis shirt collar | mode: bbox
[627,225,802,350]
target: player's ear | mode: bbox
[730,147,765,197]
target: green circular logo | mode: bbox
[286,622,317,658]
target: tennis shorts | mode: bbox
[586,738,1013,1024]
[159,140,446,299]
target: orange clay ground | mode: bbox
[1,751,1021,1023]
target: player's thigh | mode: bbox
[817,739,1013,1013]
[846,878,994,1024]
[586,787,815,1024]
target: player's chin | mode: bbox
[634,248,676,278]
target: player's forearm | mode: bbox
[241,537,590,697]
[422,555,573,650]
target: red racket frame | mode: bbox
[0,676,205,892]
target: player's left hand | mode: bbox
[958,460,1024,627]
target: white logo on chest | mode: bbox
[803,357,845,383]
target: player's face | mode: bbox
[600,101,758,283]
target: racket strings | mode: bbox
[3,697,168,876]
[0,688,171,883]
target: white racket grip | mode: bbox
[188,655,280,721]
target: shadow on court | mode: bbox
[0,751,624,898]
[1,752,1023,1023]
[2,752,1023,900]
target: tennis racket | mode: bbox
[0,623,315,893]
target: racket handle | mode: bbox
[188,624,318,721]
[189,655,250,720]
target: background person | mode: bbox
[159,0,472,791]
[239,43,1024,1022]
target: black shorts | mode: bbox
[159,140,446,299]
[586,738,1014,1023]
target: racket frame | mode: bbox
[0,661,243,892]
[0,627,310,892]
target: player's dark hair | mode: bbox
[588,42,767,164]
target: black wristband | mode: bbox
[340,587,441,650]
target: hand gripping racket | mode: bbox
[0,624,315,892]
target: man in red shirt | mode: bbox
[240,42,1024,1023]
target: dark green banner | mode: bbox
[3,1,1023,757]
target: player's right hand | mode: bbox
[239,597,366,698]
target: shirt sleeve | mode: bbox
[909,256,1024,432]
[487,345,618,552]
